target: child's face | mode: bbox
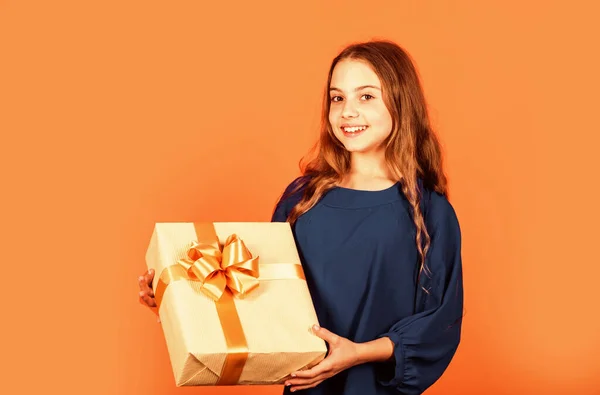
[328,59,393,156]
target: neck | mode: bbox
[338,151,396,190]
[349,151,389,178]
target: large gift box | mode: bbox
[145,222,327,386]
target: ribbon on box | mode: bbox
[153,223,306,385]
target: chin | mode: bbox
[344,145,367,153]
[341,141,379,154]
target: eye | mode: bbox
[330,96,343,102]
[361,94,375,101]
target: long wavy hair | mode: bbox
[283,40,448,282]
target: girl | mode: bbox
[138,40,463,395]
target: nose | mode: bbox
[341,100,359,118]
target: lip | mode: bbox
[340,124,369,138]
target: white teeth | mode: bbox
[343,126,367,133]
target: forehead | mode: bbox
[330,59,381,90]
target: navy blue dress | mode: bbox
[271,177,463,395]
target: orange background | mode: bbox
[1,1,599,394]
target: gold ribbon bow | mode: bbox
[178,234,260,301]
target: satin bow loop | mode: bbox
[177,234,260,301]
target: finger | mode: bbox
[286,373,328,387]
[289,379,325,392]
[138,276,154,296]
[138,269,154,285]
[312,325,339,345]
[139,291,157,307]
[138,294,154,307]
[291,360,331,379]
[286,372,333,386]
[145,268,155,284]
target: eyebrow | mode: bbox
[329,85,381,92]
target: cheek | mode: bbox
[375,106,393,132]
[328,107,339,128]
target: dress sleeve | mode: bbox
[376,194,464,394]
[270,176,308,223]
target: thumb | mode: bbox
[312,325,339,345]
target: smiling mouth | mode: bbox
[342,125,368,133]
[341,125,368,137]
